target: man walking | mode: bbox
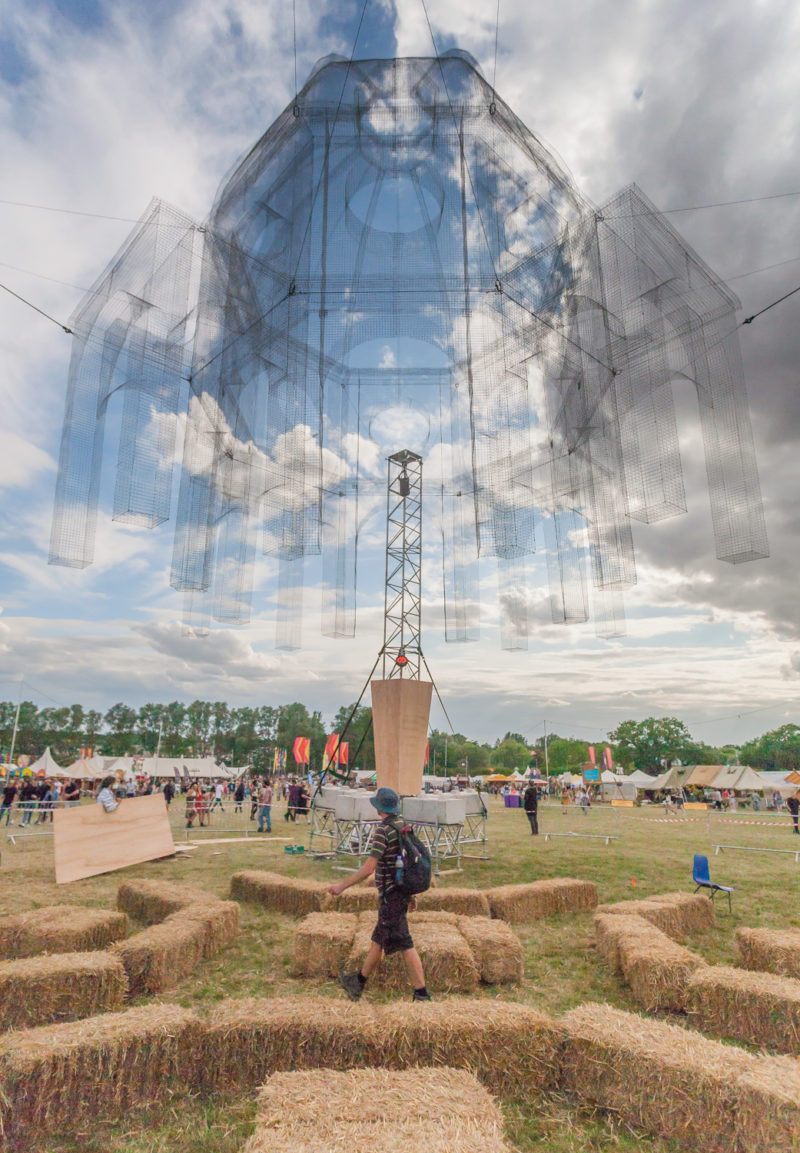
[257,778,273,832]
[210,781,226,812]
[787,790,800,835]
[523,779,539,835]
[328,787,430,1002]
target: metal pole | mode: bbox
[8,676,23,766]
[543,720,549,780]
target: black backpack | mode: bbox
[390,820,432,896]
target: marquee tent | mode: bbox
[64,755,115,780]
[28,747,65,777]
[686,765,727,787]
[139,756,228,780]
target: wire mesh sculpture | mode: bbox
[50,50,768,649]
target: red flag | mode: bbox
[293,737,310,765]
[604,746,613,771]
[324,734,339,769]
[337,741,348,765]
[424,741,430,767]
[588,746,596,765]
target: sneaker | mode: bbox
[412,989,432,1002]
[339,972,364,1001]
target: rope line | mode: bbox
[742,282,800,325]
[0,281,72,334]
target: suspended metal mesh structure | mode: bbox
[49,51,768,648]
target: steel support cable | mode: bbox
[602,189,800,218]
[742,282,800,325]
[420,651,457,736]
[0,280,72,334]
[314,644,385,801]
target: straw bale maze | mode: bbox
[3,873,800,1151]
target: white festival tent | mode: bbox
[64,755,117,780]
[27,746,66,777]
[140,756,230,780]
[755,771,797,797]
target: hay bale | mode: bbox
[245,1066,511,1153]
[0,905,128,959]
[0,951,127,1030]
[688,965,800,1053]
[408,910,461,926]
[117,879,213,924]
[198,995,562,1098]
[594,911,706,1011]
[346,918,479,993]
[456,916,523,984]
[560,1001,758,1153]
[321,885,378,913]
[737,1055,800,1153]
[736,926,800,978]
[111,914,205,996]
[593,912,656,973]
[415,887,492,917]
[596,892,714,940]
[0,1003,200,1145]
[487,878,597,923]
[293,913,358,978]
[230,870,327,916]
[175,900,241,957]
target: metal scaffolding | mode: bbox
[383,449,423,679]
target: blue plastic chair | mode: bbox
[693,853,733,912]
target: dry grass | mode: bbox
[0,1003,200,1146]
[230,870,326,916]
[593,912,707,1012]
[346,916,479,993]
[0,905,127,959]
[292,912,358,978]
[736,926,800,978]
[198,995,562,1099]
[595,892,714,941]
[0,950,127,1030]
[559,1001,759,1153]
[245,1066,511,1153]
[456,916,523,984]
[688,964,800,1053]
[487,878,597,923]
[117,879,215,924]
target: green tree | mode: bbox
[490,737,531,771]
[103,703,138,755]
[333,704,374,772]
[607,717,693,774]
[741,725,800,771]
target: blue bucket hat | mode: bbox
[370,786,400,814]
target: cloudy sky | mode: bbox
[1,0,799,749]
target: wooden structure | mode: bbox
[371,677,432,796]
[53,794,175,884]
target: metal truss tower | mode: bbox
[382,450,423,679]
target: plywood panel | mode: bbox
[53,794,176,884]
[371,679,432,796]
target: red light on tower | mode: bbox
[395,652,409,667]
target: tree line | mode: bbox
[1,699,796,776]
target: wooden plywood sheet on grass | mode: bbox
[54,794,176,884]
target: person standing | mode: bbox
[284,780,299,822]
[328,787,430,1003]
[257,778,273,832]
[163,780,175,808]
[63,778,81,808]
[523,780,539,835]
[211,781,226,812]
[19,778,35,825]
[0,780,17,825]
[234,778,245,813]
[787,790,800,835]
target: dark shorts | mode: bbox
[371,890,414,956]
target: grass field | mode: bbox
[1,794,798,1152]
